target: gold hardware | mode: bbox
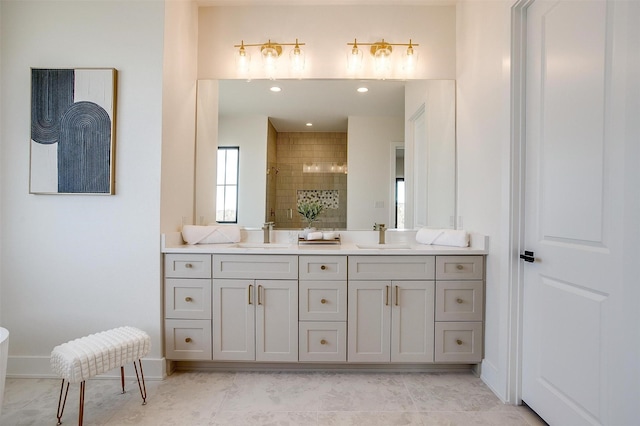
[321,298,327,304]
[456,298,463,304]
[258,285,263,305]
[320,339,327,345]
[456,339,463,345]
[185,296,193,302]
[385,286,390,306]
[185,337,192,343]
[395,285,399,306]
[321,265,326,270]
[248,284,253,305]
[456,264,464,270]
[185,263,193,269]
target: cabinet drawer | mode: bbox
[165,254,212,278]
[435,281,484,322]
[165,279,212,320]
[299,281,347,321]
[348,256,435,280]
[214,255,298,279]
[435,256,483,280]
[434,322,483,363]
[165,319,212,360]
[299,256,347,280]
[299,321,346,362]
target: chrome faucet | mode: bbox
[373,223,386,244]
[263,222,274,243]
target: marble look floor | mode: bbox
[1,371,547,425]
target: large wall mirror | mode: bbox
[195,79,456,231]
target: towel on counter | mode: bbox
[182,225,241,245]
[306,231,324,241]
[415,228,469,247]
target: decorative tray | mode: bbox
[298,235,341,245]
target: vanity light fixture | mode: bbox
[234,39,306,78]
[347,39,419,78]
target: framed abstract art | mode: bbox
[30,68,117,194]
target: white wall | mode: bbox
[347,116,404,230]
[456,0,515,402]
[218,116,268,228]
[0,0,166,378]
[198,5,456,80]
[161,0,199,233]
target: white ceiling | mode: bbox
[218,79,406,132]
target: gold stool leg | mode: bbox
[120,366,126,394]
[56,379,70,425]
[133,359,147,405]
[78,380,86,426]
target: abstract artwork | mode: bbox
[30,68,117,194]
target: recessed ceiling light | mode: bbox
[270,86,282,92]
[306,122,313,127]
[357,87,369,93]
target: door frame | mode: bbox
[507,0,536,406]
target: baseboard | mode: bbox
[6,356,167,381]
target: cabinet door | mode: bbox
[391,281,435,363]
[213,279,255,361]
[255,280,298,362]
[348,281,391,363]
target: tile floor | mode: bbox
[1,371,547,425]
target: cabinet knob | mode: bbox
[185,337,192,343]
[320,339,327,345]
[456,339,463,345]
[456,264,464,270]
[320,298,327,304]
[320,265,327,270]
[185,263,193,269]
[456,298,463,304]
[185,296,193,302]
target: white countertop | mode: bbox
[161,230,488,255]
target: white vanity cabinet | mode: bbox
[434,256,484,363]
[298,255,347,362]
[347,256,436,363]
[164,254,213,360]
[213,255,298,362]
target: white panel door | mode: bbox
[391,281,435,363]
[213,279,255,361]
[347,281,391,363]
[255,280,298,362]
[522,1,631,424]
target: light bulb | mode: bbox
[235,41,251,75]
[289,39,305,75]
[347,39,363,73]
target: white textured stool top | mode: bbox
[51,326,150,383]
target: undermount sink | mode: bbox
[356,243,411,250]
[235,243,291,249]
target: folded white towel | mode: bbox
[182,225,241,245]
[416,228,469,247]
[306,231,324,241]
[322,231,337,240]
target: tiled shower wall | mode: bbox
[273,131,347,229]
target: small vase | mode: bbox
[301,227,317,238]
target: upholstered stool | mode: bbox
[50,326,150,425]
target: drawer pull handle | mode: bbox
[456,264,464,270]
[321,298,327,304]
[258,285,263,305]
[395,285,399,306]
[385,286,390,306]
[321,265,327,270]
[185,263,193,269]
[185,337,192,343]
[185,296,193,302]
[248,284,253,305]
[456,339,463,345]
[456,298,463,304]
[320,339,327,345]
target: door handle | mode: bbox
[519,250,535,263]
